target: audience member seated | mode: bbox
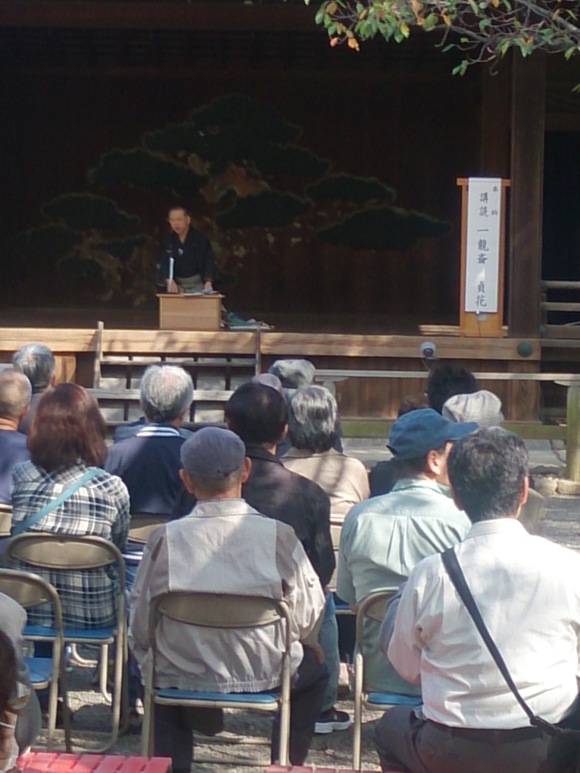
[105,365,193,522]
[0,369,31,504]
[338,408,475,694]
[376,429,580,773]
[0,597,40,760]
[12,343,56,435]
[442,389,546,535]
[283,385,369,521]
[368,394,429,498]
[129,427,329,772]
[426,363,479,414]
[225,383,347,735]
[10,383,130,629]
[268,359,343,456]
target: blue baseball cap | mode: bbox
[388,408,477,460]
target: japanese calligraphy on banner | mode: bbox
[465,178,502,314]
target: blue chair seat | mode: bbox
[25,624,115,641]
[367,691,422,707]
[155,687,280,704]
[24,656,53,687]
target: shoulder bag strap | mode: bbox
[441,547,558,734]
[11,467,102,537]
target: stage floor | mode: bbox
[0,305,458,335]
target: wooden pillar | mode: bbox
[508,53,546,336]
[480,64,511,177]
[566,384,580,481]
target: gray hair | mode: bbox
[288,385,338,453]
[139,365,193,423]
[12,343,56,391]
[0,369,32,420]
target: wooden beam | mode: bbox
[508,53,546,337]
[260,332,541,360]
[0,2,316,31]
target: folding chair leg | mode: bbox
[59,659,73,752]
[99,644,111,704]
[278,660,291,766]
[353,651,364,771]
[45,667,59,751]
[141,662,155,757]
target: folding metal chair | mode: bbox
[0,504,12,537]
[142,592,293,766]
[3,533,127,752]
[0,568,71,750]
[353,589,421,770]
[127,515,167,545]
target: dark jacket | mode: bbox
[242,444,335,587]
[157,228,218,285]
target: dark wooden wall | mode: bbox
[0,27,483,322]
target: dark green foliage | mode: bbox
[317,205,450,250]
[96,235,148,261]
[42,194,139,233]
[217,191,310,229]
[89,148,206,197]
[58,255,103,281]
[6,224,84,260]
[307,173,396,204]
[254,144,329,177]
[191,95,299,145]
[144,122,209,155]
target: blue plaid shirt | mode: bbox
[10,461,130,629]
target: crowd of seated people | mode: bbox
[0,346,570,773]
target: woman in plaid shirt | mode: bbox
[10,384,130,629]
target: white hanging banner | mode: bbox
[464,178,502,313]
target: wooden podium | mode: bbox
[157,293,224,331]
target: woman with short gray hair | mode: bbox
[283,386,369,521]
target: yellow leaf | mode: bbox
[326,1,338,15]
[358,8,368,19]
[442,12,451,24]
[400,21,410,36]
[347,37,360,50]
[411,0,423,15]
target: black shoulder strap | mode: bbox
[441,547,558,734]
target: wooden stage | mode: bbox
[0,311,549,422]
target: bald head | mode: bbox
[0,369,31,421]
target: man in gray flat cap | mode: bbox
[129,427,328,773]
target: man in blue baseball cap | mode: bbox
[337,408,477,695]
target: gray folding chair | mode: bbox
[353,589,421,770]
[0,568,71,750]
[0,504,12,537]
[142,592,293,766]
[3,533,127,752]
[127,515,167,545]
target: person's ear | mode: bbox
[179,467,196,494]
[425,448,442,477]
[514,476,529,518]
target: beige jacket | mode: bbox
[129,498,325,692]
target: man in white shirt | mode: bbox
[376,428,580,773]
[130,427,328,773]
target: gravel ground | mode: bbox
[33,479,580,771]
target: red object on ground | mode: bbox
[18,753,171,773]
